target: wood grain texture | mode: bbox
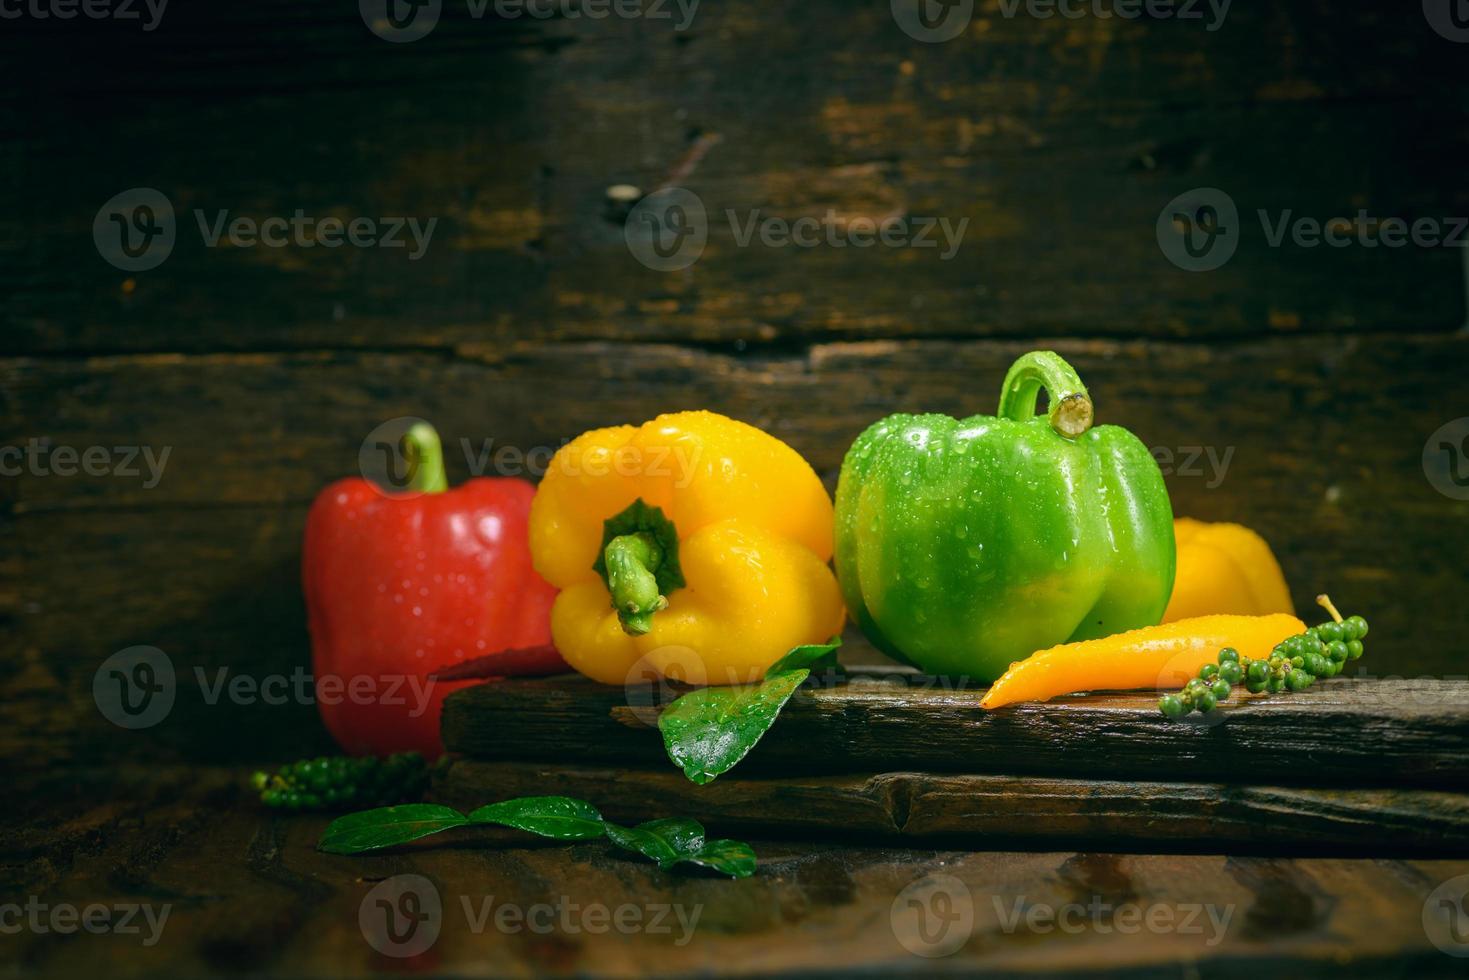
[437,760,1469,853]
[442,673,1469,790]
[4,766,1469,978]
[2,3,1466,353]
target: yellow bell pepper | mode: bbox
[1163,517,1294,622]
[528,411,845,686]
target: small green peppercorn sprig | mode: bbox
[251,752,429,811]
[1159,594,1368,720]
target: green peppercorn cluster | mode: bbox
[251,753,428,810]
[1159,597,1368,720]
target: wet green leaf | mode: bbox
[317,804,469,855]
[680,839,758,878]
[658,668,809,784]
[468,796,606,840]
[605,817,705,868]
[765,637,843,677]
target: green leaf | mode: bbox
[605,817,706,868]
[658,668,810,785]
[468,796,607,840]
[765,636,843,677]
[679,839,758,878]
[317,804,469,855]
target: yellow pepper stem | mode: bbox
[604,532,669,635]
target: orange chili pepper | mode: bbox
[979,612,1306,709]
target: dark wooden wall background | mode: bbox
[2,3,1466,769]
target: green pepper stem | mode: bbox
[997,351,1094,438]
[604,532,669,635]
[1316,594,1343,623]
[402,421,449,494]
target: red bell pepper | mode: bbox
[303,421,563,758]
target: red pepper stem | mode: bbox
[402,421,449,494]
[997,351,1094,438]
[604,532,668,636]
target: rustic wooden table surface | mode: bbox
[5,5,1469,977]
[7,766,1469,978]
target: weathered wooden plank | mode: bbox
[436,759,1469,853]
[0,505,336,769]
[6,767,1469,978]
[442,674,1469,790]
[3,334,1465,765]
[3,3,1465,352]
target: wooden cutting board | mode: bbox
[438,668,1469,853]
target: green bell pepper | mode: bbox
[834,350,1176,681]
